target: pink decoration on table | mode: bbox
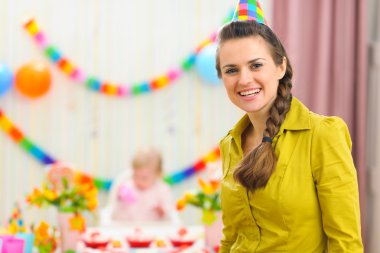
[0,236,24,253]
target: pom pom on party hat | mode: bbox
[233,0,267,25]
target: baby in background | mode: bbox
[111,147,175,223]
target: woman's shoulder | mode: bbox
[290,97,348,131]
[307,111,352,150]
[308,111,348,133]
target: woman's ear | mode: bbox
[278,56,287,80]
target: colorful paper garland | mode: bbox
[23,16,227,97]
[0,108,111,191]
[0,108,220,190]
[0,109,56,164]
[164,147,220,185]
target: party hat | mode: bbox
[233,0,267,25]
[7,203,26,234]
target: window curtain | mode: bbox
[272,0,368,243]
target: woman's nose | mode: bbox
[238,68,252,85]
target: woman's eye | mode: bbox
[251,63,263,69]
[225,68,237,74]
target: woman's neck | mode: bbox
[240,111,268,154]
[247,112,268,138]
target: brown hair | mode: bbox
[216,21,293,191]
[132,147,163,174]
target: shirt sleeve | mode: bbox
[311,116,363,252]
[219,136,238,253]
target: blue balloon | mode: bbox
[0,63,13,96]
[195,43,221,85]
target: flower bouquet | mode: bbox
[26,163,98,251]
[176,177,221,225]
[26,163,98,231]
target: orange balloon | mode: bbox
[15,61,51,98]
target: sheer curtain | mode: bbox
[272,0,368,243]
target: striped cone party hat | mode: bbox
[233,0,267,25]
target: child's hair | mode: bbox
[132,147,163,174]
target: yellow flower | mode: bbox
[198,178,215,195]
[184,191,196,201]
[35,221,50,240]
[209,179,220,192]
[176,197,187,211]
[69,214,86,232]
[26,188,42,204]
[42,188,58,201]
[84,186,97,199]
[86,198,98,211]
[74,172,93,186]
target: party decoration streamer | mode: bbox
[0,108,220,189]
[23,15,228,97]
[0,108,112,191]
[164,147,220,185]
[0,109,56,164]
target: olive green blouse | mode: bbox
[219,97,363,252]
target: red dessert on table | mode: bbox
[126,228,154,248]
[169,227,196,247]
[82,231,110,249]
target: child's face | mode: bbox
[133,165,160,190]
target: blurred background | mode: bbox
[0,0,378,251]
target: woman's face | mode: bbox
[219,36,286,116]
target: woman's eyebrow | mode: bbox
[222,58,266,69]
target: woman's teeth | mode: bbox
[239,88,261,96]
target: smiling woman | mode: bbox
[215,1,363,252]
[217,36,286,120]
